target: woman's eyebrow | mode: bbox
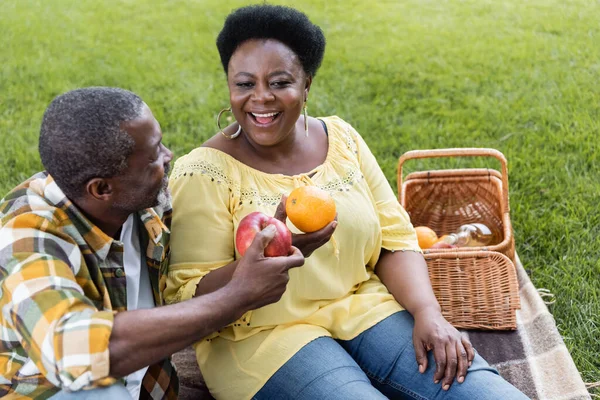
[233,72,255,78]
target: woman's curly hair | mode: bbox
[216,4,326,77]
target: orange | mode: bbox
[415,226,438,249]
[286,186,336,233]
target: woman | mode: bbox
[165,5,528,400]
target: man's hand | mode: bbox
[273,196,337,258]
[109,226,303,378]
[412,307,475,391]
[230,225,305,310]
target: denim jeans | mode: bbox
[254,311,529,399]
[50,382,132,399]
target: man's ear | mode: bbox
[85,178,114,202]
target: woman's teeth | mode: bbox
[251,112,280,124]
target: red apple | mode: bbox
[236,212,292,257]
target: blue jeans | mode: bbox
[254,311,529,399]
[50,382,132,399]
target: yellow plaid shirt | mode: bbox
[0,172,178,399]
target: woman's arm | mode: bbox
[375,249,475,391]
[344,121,475,391]
[194,260,238,296]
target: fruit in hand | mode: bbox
[285,186,336,233]
[415,226,438,249]
[236,212,292,257]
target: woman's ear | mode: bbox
[304,75,313,102]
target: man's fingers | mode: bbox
[263,246,305,270]
[245,225,276,258]
[285,246,305,269]
[273,196,288,222]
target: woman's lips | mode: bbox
[249,112,281,125]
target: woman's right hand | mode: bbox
[274,196,337,258]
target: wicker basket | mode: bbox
[398,148,515,261]
[397,148,520,330]
[424,251,520,330]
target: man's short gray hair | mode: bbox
[39,87,144,200]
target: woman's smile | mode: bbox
[248,111,282,126]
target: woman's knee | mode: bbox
[449,361,529,400]
[254,337,386,400]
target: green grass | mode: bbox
[1,0,598,392]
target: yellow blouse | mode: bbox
[165,116,420,400]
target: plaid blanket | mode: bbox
[465,254,590,400]
[172,254,590,400]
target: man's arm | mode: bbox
[108,282,246,377]
[108,225,304,377]
[1,214,302,386]
[1,252,117,390]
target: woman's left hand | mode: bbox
[274,196,337,258]
[412,307,475,391]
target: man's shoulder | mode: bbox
[0,172,60,225]
[0,173,83,275]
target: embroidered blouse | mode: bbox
[165,116,420,400]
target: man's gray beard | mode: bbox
[155,177,171,211]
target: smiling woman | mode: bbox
[164,4,528,400]
[226,39,310,149]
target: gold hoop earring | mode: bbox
[217,107,241,140]
[303,102,308,137]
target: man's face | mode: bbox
[112,104,173,213]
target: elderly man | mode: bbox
[0,87,304,399]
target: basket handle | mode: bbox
[397,148,510,212]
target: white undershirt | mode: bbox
[120,214,155,400]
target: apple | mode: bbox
[236,212,292,257]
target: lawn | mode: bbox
[1,0,598,393]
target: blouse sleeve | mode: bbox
[164,151,236,305]
[349,124,421,252]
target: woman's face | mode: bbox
[227,39,311,147]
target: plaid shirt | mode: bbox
[0,172,178,399]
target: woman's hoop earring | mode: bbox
[303,102,308,137]
[217,107,241,140]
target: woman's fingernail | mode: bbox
[469,361,472,366]
[443,384,450,391]
[332,221,338,229]
[419,364,424,373]
[434,379,439,384]
[458,376,464,383]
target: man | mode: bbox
[0,87,304,399]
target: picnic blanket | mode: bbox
[465,254,590,399]
[172,254,590,399]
